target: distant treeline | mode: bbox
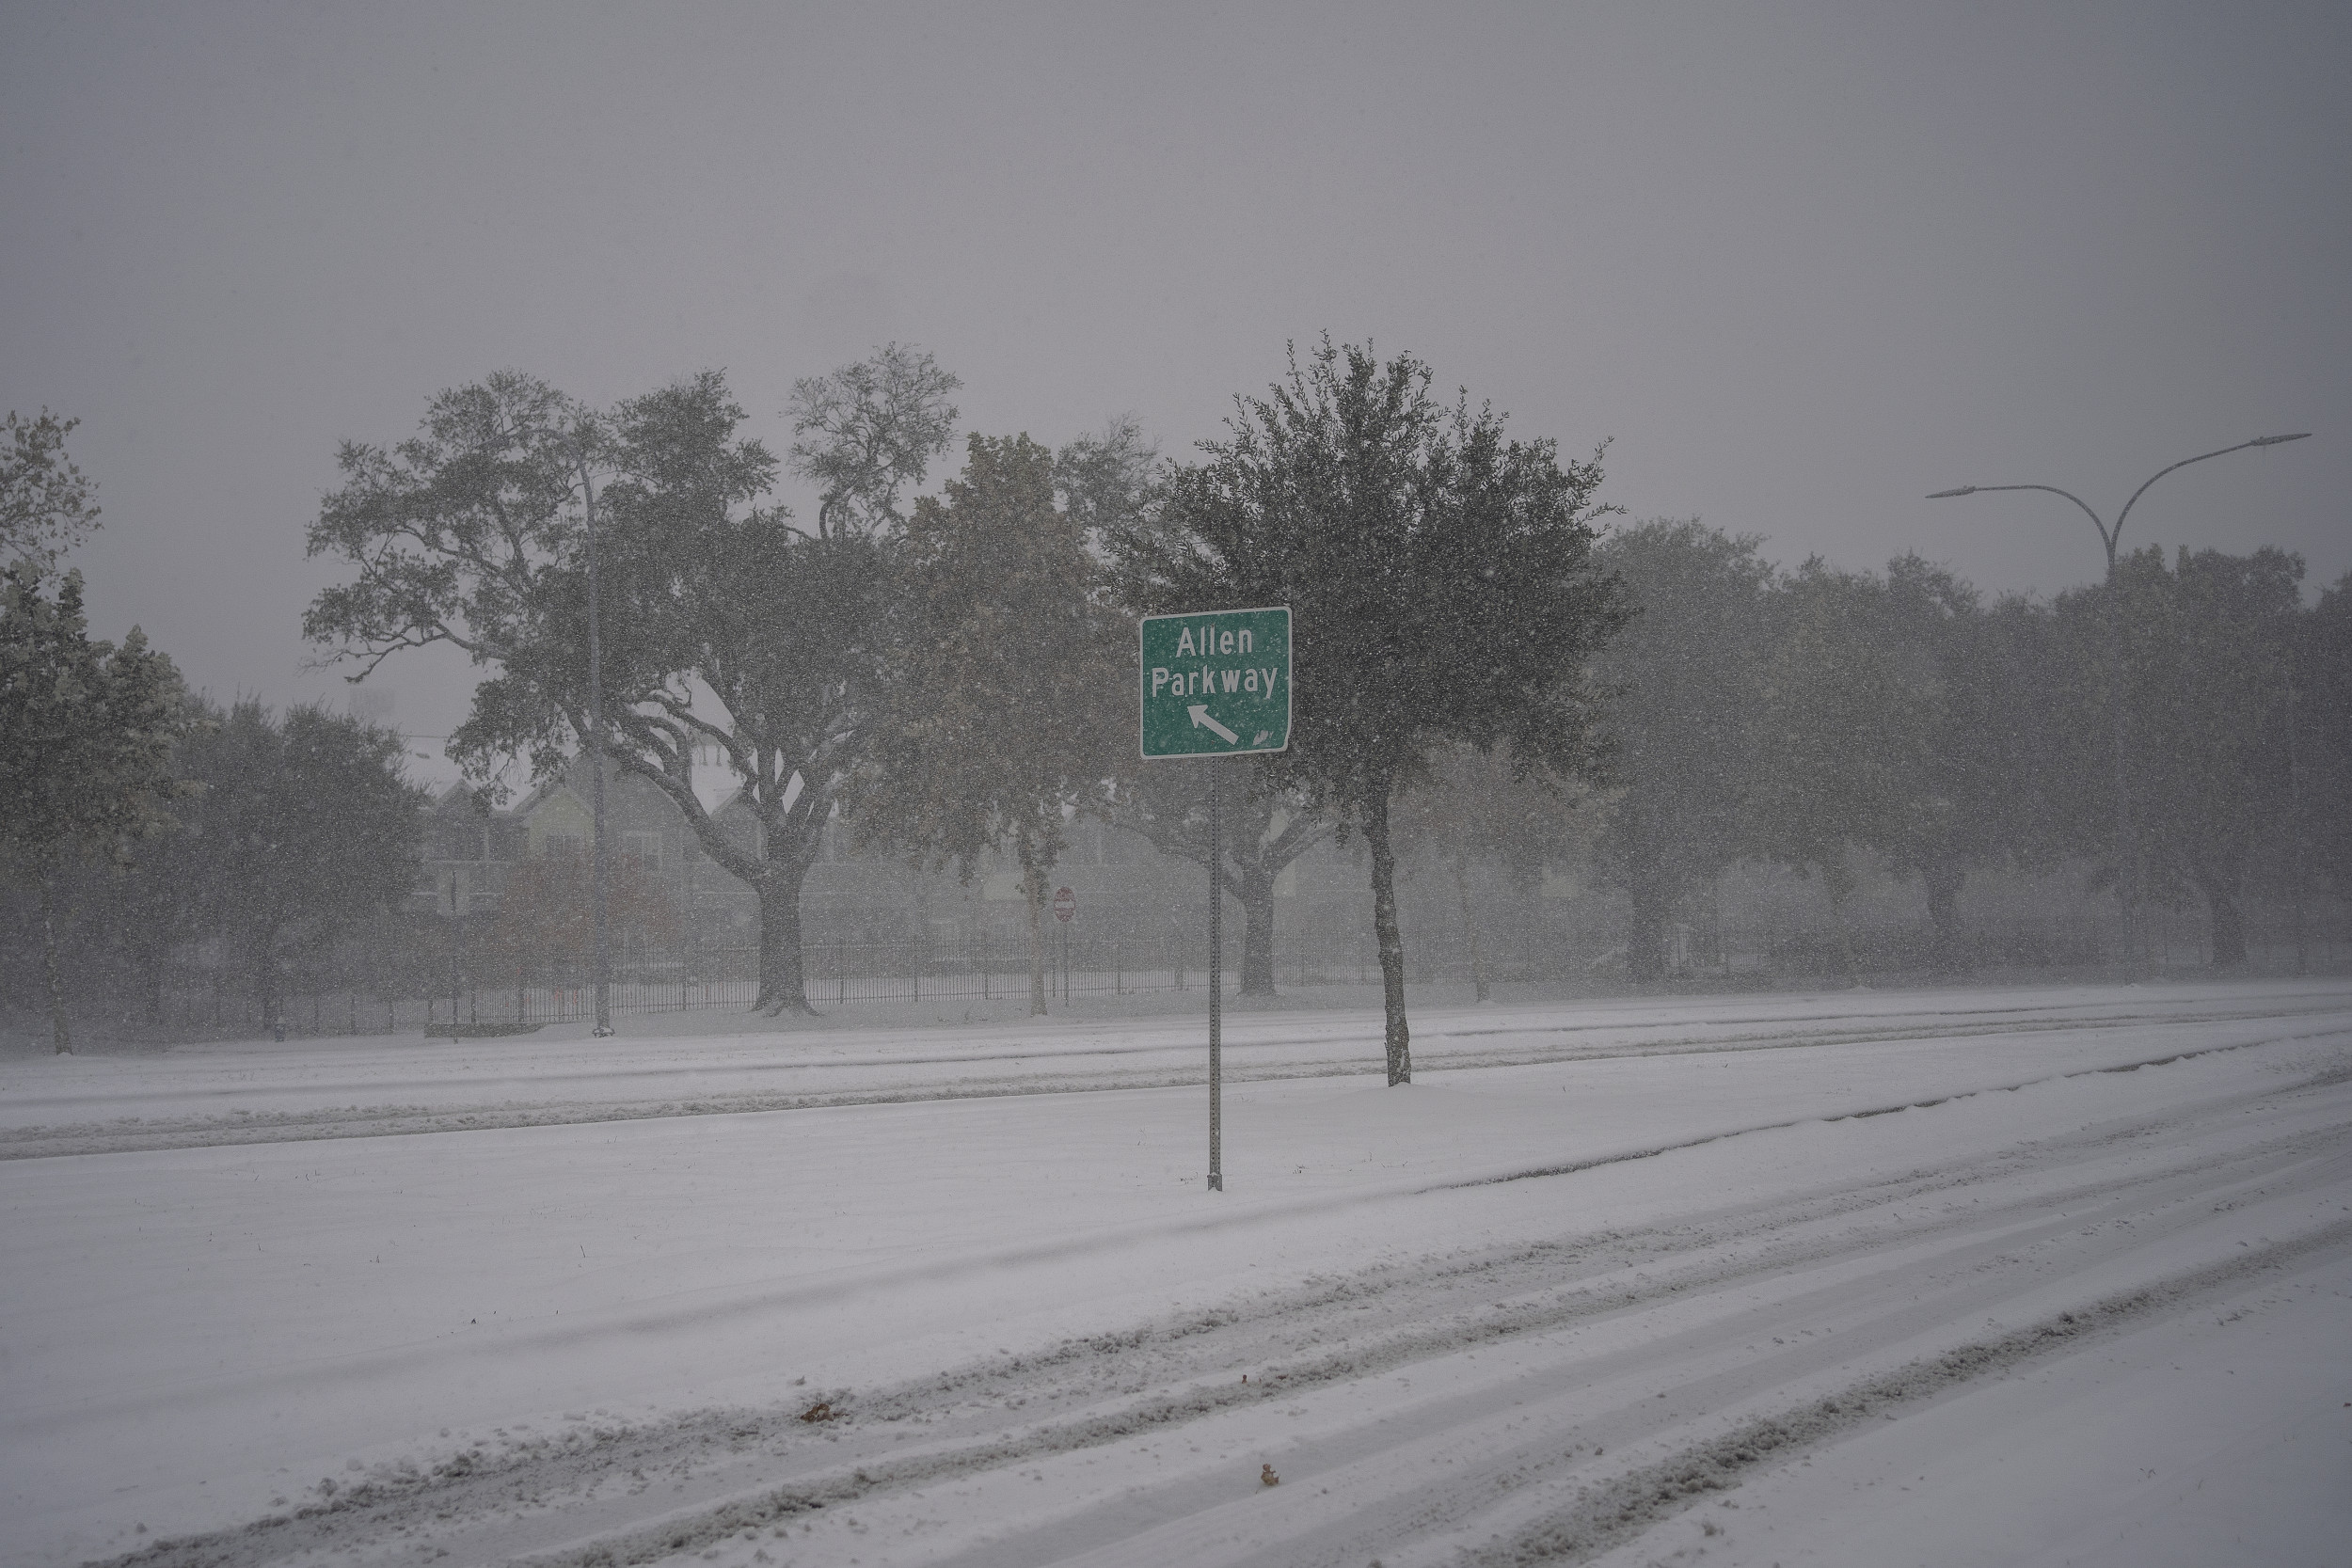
[6,352,2345,1053]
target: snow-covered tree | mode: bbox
[1587,520,1777,981]
[788,342,964,540]
[306,355,960,1016]
[2058,546,2305,965]
[1114,340,1626,1083]
[156,700,426,1033]
[2297,571,2352,908]
[0,566,187,1051]
[853,433,1130,1015]
[1,409,102,574]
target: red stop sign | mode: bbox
[1053,886,1076,923]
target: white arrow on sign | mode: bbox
[1188,704,1239,744]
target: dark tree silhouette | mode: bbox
[0,566,188,1051]
[853,434,1130,1015]
[306,355,960,1016]
[1113,340,1625,1083]
[1110,760,1327,996]
[158,700,426,1031]
[1589,520,1776,982]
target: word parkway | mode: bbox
[1150,665,1282,700]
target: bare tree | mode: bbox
[788,342,962,539]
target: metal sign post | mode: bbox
[1138,607,1292,1195]
[1208,764,1221,1191]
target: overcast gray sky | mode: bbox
[7,2,2344,758]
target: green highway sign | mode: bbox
[1139,606,1292,759]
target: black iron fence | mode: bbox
[123,896,2352,1044]
[157,930,1262,1038]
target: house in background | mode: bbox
[413,753,762,942]
[412,784,524,916]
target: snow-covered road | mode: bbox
[4,981,2347,1566]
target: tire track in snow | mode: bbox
[1441,1022,2352,1192]
[26,1028,2348,1454]
[1454,1217,2352,1567]
[22,1029,2349,1454]
[865,1122,2352,1568]
[81,1055,2352,1568]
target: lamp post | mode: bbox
[446,869,464,1042]
[1929,433,2309,967]
[558,427,615,1038]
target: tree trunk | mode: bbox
[752,861,819,1015]
[1921,858,1966,974]
[1452,854,1490,1003]
[1362,788,1411,1085]
[2208,889,2248,968]
[2195,861,2249,968]
[1237,863,1278,996]
[252,926,283,1037]
[39,872,72,1055]
[1626,832,1670,984]
[1024,858,1049,1016]
[1823,886,1860,983]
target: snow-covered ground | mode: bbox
[4,980,2348,1567]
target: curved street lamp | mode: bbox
[1928,433,2309,580]
[1927,432,2310,968]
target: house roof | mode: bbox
[501,754,757,824]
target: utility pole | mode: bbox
[2286,635,2308,974]
[564,428,616,1038]
[447,870,462,1042]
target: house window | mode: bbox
[623,832,663,873]
[542,832,586,862]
